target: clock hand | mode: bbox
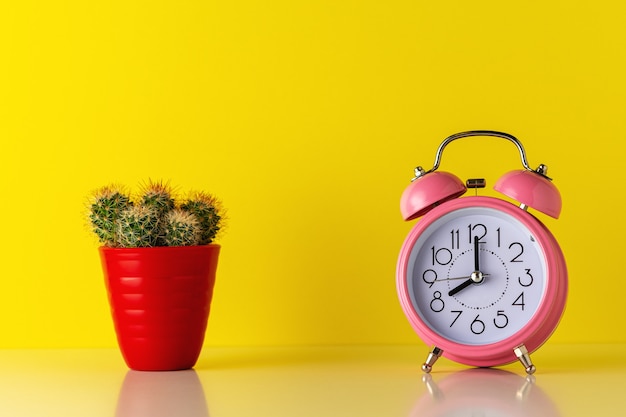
[435,274,490,282]
[474,235,480,271]
[448,278,473,296]
[450,237,484,296]
[448,271,486,296]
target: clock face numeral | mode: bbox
[422,269,437,288]
[512,292,525,310]
[407,207,547,345]
[430,291,445,312]
[519,269,534,287]
[450,310,463,327]
[450,229,460,249]
[493,310,509,329]
[468,223,487,244]
[431,246,453,266]
[509,242,524,262]
[470,315,486,335]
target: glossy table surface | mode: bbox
[0,344,624,416]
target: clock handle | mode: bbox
[415,130,542,179]
[410,130,562,218]
[402,130,561,220]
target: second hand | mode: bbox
[435,274,490,282]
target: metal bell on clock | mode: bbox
[494,165,562,219]
[400,170,467,221]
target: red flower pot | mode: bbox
[99,245,220,371]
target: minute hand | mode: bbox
[474,235,480,271]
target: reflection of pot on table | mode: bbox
[116,370,209,417]
[411,368,561,417]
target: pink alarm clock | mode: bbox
[396,131,567,374]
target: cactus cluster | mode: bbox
[88,180,224,248]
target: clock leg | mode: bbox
[421,346,443,373]
[514,344,536,375]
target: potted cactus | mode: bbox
[88,181,224,371]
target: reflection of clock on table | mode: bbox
[396,131,568,373]
[411,368,561,417]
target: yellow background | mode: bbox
[0,1,624,348]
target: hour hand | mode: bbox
[448,278,473,296]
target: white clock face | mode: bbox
[407,207,547,345]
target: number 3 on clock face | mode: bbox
[397,196,566,368]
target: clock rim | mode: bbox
[397,196,568,367]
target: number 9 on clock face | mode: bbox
[406,204,546,346]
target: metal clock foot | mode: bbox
[514,344,536,375]
[422,346,443,373]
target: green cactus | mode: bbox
[164,209,201,247]
[88,186,133,246]
[115,206,161,248]
[87,181,225,248]
[180,192,223,245]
